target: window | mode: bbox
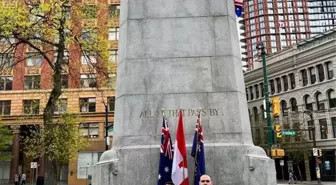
[81,55,97,64]
[316,92,324,110]
[82,5,98,19]
[307,120,314,140]
[319,119,328,139]
[0,76,13,90]
[24,76,40,90]
[254,85,259,98]
[79,123,99,138]
[281,100,288,116]
[326,61,334,79]
[61,75,68,89]
[109,50,118,64]
[290,98,299,112]
[275,78,281,93]
[328,89,336,108]
[253,107,258,123]
[80,98,96,113]
[54,99,67,114]
[301,69,308,86]
[260,83,264,97]
[108,97,115,112]
[304,95,313,111]
[282,76,288,91]
[26,53,42,67]
[108,73,116,90]
[109,28,119,41]
[0,100,11,115]
[23,100,39,115]
[249,86,254,100]
[80,74,96,88]
[77,152,102,179]
[309,67,316,84]
[246,88,249,101]
[108,5,120,18]
[270,80,275,95]
[317,64,325,82]
[0,53,14,68]
[331,117,336,138]
[289,73,295,89]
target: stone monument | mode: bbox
[93,0,276,184]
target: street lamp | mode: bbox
[304,110,321,184]
[256,42,274,148]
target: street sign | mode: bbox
[280,160,284,166]
[282,131,296,135]
[31,162,37,169]
[313,148,318,156]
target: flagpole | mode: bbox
[192,110,201,185]
[180,107,185,184]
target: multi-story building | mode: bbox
[0,0,120,185]
[244,28,336,181]
[240,0,336,70]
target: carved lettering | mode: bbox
[139,108,221,118]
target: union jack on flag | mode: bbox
[157,117,174,185]
[235,0,244,17]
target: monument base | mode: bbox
[92,144,276,185]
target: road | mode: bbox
[277,181,336,185]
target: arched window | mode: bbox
[253,107,258,123]
[315,92,324,110]
[260,105,265,120]
[304,95,313,111]
[327,89,336,108]
[281,100,288,116]
[290,98,298,111]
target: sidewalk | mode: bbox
[277,180,336,185]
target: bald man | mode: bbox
[199,174,213,185]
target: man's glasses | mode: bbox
[201,180,210,183]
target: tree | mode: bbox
[0,0,110,184]
[22,113,89,181]
[0,121,12,161]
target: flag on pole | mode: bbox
[157,117,174,185]
[172,110,189,185]
[235,0,244,17]
[191,114,206,185]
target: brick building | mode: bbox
[240,0,336,70]
[0,0,120,185]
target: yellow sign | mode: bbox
[275,124,282,138]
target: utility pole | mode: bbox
[105,105,109,151]
[304,110,321,184]
[256,42,274,148]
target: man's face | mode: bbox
[200,175,212,185]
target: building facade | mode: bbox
[240,0,336,70]
[0,0,120,185]
[244,28,336,181]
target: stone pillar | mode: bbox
[307,68,312,85]
[304,153,311,181]
[323,63,328,80]
[9,126,20,183]
[315,66,320,82]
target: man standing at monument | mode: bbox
[199,175,212,185]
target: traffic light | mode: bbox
[271,97,280,117]
[275,124,282,138]
[318,149,323,157]
[271,148,285,158]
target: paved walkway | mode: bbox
[277,180,336,185]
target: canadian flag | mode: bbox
[171,110,189,185]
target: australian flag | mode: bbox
[157,117,174,185]
[191,114,206,185]
[235,0,244,17]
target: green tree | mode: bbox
[22,113,89,181]
[0,0,110,184]
[0,121,12,160]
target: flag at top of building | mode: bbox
[235,0,244,17]
[171,109,189,185]
[157,117,174,185]
[191,114,206,185]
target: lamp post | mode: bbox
[304,110,321,184]
[256,42,274,148]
